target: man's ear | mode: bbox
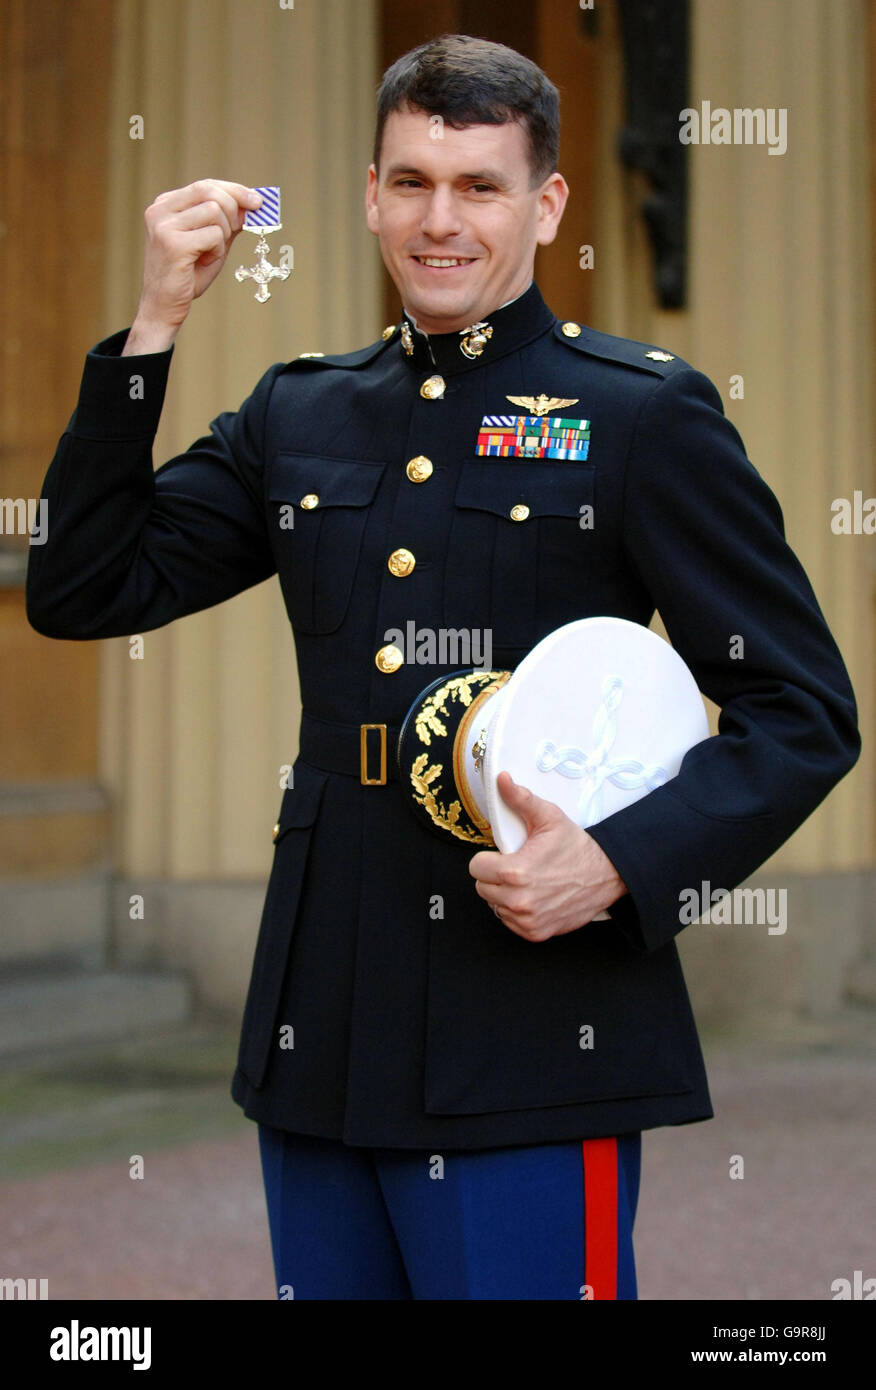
[365,163,379,235]
[535,172,569,248]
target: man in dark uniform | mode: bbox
[27,36,859,1299]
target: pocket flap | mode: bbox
[269,453,386,508]
[454,459,593,519]
[273,761,328,840]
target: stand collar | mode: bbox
[394,281,554,376]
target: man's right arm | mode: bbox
[26,334,283,640]
[26,180,282,640]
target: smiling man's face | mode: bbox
[366,107,568,334]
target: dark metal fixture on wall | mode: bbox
[617,0,689,308]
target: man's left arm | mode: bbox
[471,366,860,948]
[584,365,860,951]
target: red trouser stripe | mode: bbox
[582,1137,618,1300]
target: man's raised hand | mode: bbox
[123,180,262,355]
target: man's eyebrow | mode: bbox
[384,163,512,188]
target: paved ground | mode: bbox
[634,1047,875,1300]
[0,1021,873,1300]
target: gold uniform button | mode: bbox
[406,455,433,483]
[300,493,319,510]
[510,504,530,521]
[561,322,582,338]
[375,643,404,673]
[387,548,416,577]
[297,352,325,359]
[272,821,281,843]
[381,324,396,340]
[420,375,446,400]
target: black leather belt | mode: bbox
[299,712,402,784]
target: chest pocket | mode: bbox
[268,453,386,634]
[443,459,596,650]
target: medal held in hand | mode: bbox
[235,186,291,303]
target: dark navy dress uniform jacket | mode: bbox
[27,282,860,1149]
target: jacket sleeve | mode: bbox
[585,365,861,953]
[26,329,280,640]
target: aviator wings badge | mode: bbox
[505,394,579,417]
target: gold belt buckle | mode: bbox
[360,723,387,785]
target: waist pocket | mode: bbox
[268,452,386,634]
[423,850,695,1114]
[236,760,328,1088]
[443,459,597,650]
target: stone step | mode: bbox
[0,971,192,1063]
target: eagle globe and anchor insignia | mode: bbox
[396,617,711,859]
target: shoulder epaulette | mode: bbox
[282,323,400,372]
[553,320,688,377]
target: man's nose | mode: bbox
[420,188,464,241]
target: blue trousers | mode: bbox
[258,1125,641,1300]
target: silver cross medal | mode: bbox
[235,185,291,303]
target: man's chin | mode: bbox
[400,287,487,335]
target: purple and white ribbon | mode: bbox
[244,186,282,232]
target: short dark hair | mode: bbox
[374,33,559,187]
